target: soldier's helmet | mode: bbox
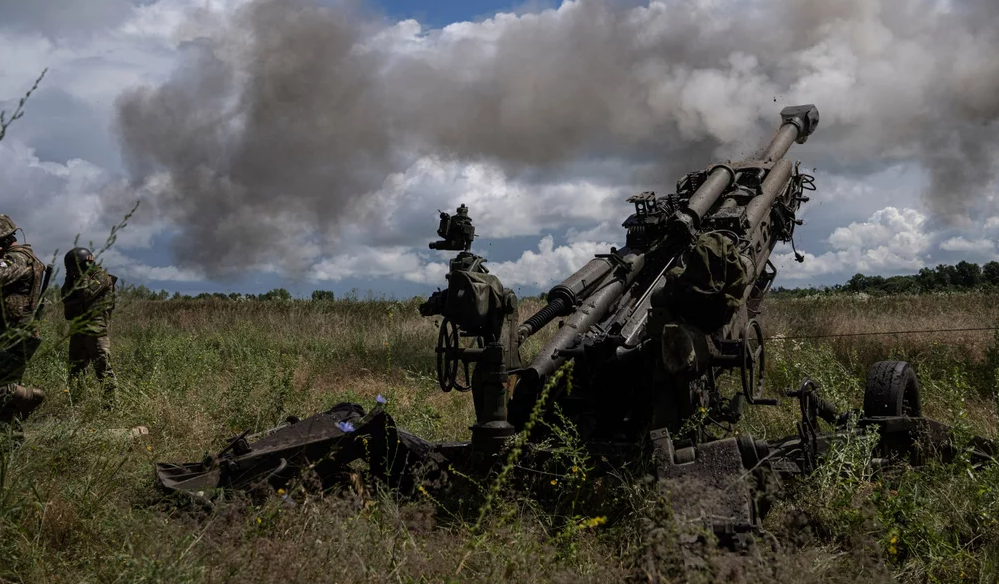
[0,215,17,240]
[65,247,95,275]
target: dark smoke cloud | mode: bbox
[116,0,398,276]
[112,0,999,279]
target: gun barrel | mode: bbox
[684,165,737,225]
[518,255,619,339]
[758,104,820,163]
[523,251,645,379]
[759,123,801,163]
[677,104,819,229]
[744,158,793,231]
[550,257,617,307]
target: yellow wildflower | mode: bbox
[550,479,557,486]
[277,489,286,495]
[578,516,607,529]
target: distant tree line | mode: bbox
[113,260,999,303]
[771,260,999,298]
[115,285,549,304]
[118,285,339,302]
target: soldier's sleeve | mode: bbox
[100,270,115,296]
[68,274,97,307]
[69,275,103,322]
[0,252,32,286]
[109,272,118,311]
[84,274,107,302]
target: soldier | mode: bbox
[0,214,47,425]
[62,247,118,400]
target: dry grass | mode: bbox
[0,292,997,583]
[762,292,999,366]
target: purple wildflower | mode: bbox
[376,394,387,404]
[338,420,355,433]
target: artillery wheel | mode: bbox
[740,319,766,404]
[436,319,467,392]
[864,360,922,418]
[435,319,482,393]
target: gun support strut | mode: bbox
[469,293,520,454]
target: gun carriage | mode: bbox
[157,105,996,543]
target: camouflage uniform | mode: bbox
[0,215,47,424]
[62,250,117,391]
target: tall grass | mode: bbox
[0,292,996,583]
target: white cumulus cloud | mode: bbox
[308,246,448,285]
[0,139,192,281]
[488,236,614,288]
[98,248,202,283]
[307,234,616,291]
[775,206,933,280]
[939,236,997,253]
[362,156,630,248]
[5,0,999,293]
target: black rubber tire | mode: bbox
[863,360,922,418]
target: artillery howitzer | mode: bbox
[423,106,826,455]
[156,105,995,545]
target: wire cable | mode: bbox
[767,326,999,340]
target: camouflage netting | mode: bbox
[666,231,748,332]
[443,270,507,329]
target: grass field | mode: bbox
[2,291,998,583]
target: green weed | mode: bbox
[0,293,995,583]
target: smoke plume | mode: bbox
[112,0,999,278]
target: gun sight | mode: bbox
[428,204,476,252]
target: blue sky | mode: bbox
[1,0,998,299]
[374,0,531,27]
